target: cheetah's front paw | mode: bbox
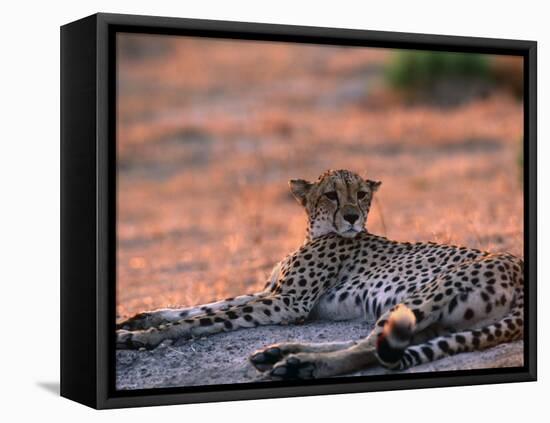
[269,354,318,380]
[116,330,150,350]
[116,329,169,350]
[250,342,307,372]
[249,346,288,372]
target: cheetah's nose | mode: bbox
[343,214,359,224]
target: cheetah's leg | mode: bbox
[249,340,357,372]
[116,292,270,331]
[265,302,440,379]
[116,262,283,331]
[116,294,307,350]
[251,322,453,375]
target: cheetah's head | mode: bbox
[289,169,381,240]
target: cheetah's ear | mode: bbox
[366,179,382,192]
[289,179,313,206]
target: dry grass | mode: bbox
[116,35,523,319]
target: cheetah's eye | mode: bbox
[357,191,367,200]
[324,191,338,201]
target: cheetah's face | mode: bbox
[289,169,381,239]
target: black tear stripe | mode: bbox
[332,187,340,232]
[356,181,366,216]
[357,200,365,220]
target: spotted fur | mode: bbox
[116,170,524,380]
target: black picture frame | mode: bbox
[60,12,537,409]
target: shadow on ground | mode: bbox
[116,321,523,390]
[36,381,60,396]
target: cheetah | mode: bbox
[116,169,524,379]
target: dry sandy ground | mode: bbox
[116,321,523,390]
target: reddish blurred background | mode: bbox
[116,34,523,319]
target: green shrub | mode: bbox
[386,50,490,90]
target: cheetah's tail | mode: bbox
[396,289,524,370]
[375,304,417,369]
